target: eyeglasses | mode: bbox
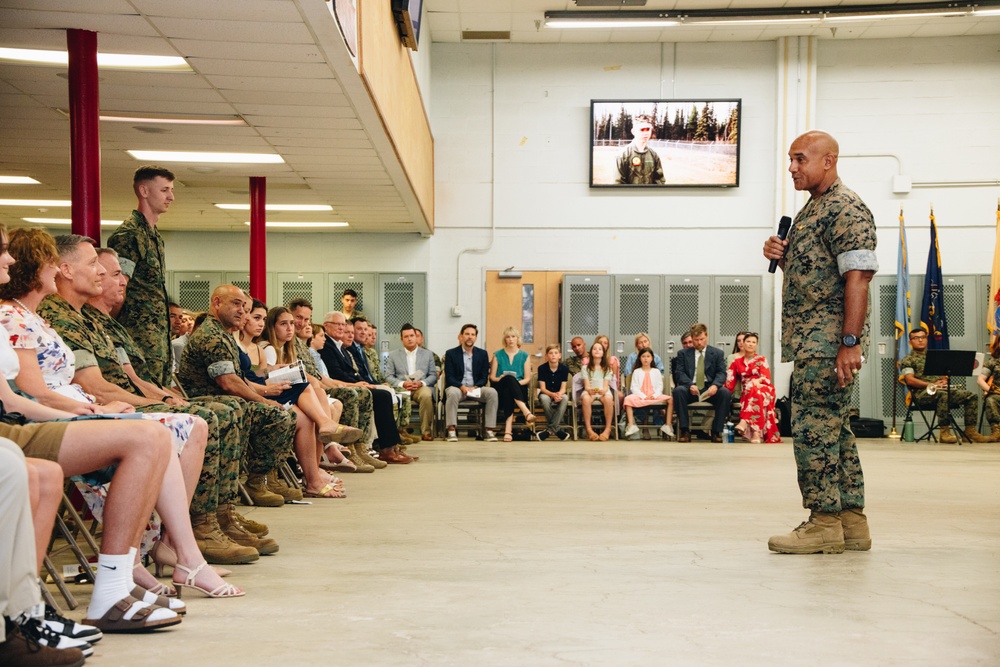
[909,334,927,339]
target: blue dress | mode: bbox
[239,347,309,406]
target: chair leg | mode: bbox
[43,555,77,610]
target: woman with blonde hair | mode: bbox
[489,326,534,442]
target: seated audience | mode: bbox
[900,328,988,443]
[385,323,438,442]
[443,324,498,442]
[237,298,272,378]
[490,326,535,442]
[579,340,615,441]
[670,330,694,387]
[723,333,781,443]
[623,347,674,439]
[536,344,570,440]
[671,323,732,443]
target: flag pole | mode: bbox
[888,205,904,440]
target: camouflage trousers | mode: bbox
[143,351,172,390]
[396,392,413,430]
[137,397,243,514]
[911,388,978,426]
[983,392,1000,425]
[326,387,374,441]
[191,396,297,475]
[790,358,865,513]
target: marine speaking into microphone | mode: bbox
[767,215,792,274]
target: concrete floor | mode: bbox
[57,439,1000,667]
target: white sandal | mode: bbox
[175,561,245,599]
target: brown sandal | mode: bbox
[84,595,182,633]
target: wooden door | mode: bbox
[484,271,568,376]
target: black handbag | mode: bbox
[0,399,28,425]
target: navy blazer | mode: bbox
[320,338,363,384]
[444,345,490,389]
[674,345,727,391]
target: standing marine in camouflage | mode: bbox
[901,328,988,443]
[107,166,175,387]
[762,130,878,555]
[976,337,1000,441]
[178,285,298,511]
[615,115,665,185]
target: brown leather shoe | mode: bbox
[678,430,691,443]
[397,445,419,461]
[711,432,724,443]
[422,432,433,441]
[381,448,413,464]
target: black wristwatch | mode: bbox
[841,334,860,348]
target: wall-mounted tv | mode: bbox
[590,99,741,188]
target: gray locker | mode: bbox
[377,273,427,354]
[327,272,377,320]
[712,276,762,354]
[277,272,326,315]
[225,272,274,305]
[561,274,612,355]
[940,275,982,395]
[661,276,710,358]
[612,275,662,367]
[170,271,223,312]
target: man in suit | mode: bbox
[670,323,732,443]
[443,324,499,442]
[320,312,410,464]
[385,323,438,441]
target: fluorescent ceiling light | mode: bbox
[22,218,122,226]
[0,47,190,71]
[59,109,246,126]
[242,221,349,228]
[546,19,678,28]
[0,199,71,207]
[127,150,284,164]
[217,203,333,211]
[0,176,40,185]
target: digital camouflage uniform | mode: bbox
[38,295,239,513]
[107,211,172,387]
[781,179,878,513]
[296,337,374,440]
[616,144,665,185]
[87,305,243,512]
[979,355,1000,425]
[565,354,586,376]
[900,350,979,426]
[177,314,295,475]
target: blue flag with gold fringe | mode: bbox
[894,209,911,361]
[920,209,949,349]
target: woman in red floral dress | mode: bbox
[723,333,782,443]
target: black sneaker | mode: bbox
[43,605,102,644]
[17,616,93,657]
[558,430,571,441]
[537,431,550,441]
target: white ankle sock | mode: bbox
[88,552,134,619]
[126,547,138,589]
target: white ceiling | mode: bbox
[1,1,998,236]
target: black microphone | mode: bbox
[768,215,792,274]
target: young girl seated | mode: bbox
[623,347,674,439]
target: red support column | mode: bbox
[67,29,102,242]
[249,177,267,301]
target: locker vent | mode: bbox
[178,280,211,312]
[718,284,750,336]
[617,284,649,335]
[383,282,415,337]
[569,283,601,336]
[669,284,699,336]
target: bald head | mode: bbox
[210,284,247,330]
[788,130,840,198]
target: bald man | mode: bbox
[763,130,878,555]
[178,285,297,516]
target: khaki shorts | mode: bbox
[0,421,68,462]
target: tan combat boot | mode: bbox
[938,426,958,444]
[266,468,303,502]
[232,508,269,537]
[351,443,387,469]
[244,473,285,507]
[840,508,872,551]
[767,512,845,554]
[990,424,1000,442]
[964,426,990,443]
[343,445,375,473]
[191,513,260,564]
[217,504,279,555]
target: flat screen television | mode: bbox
[392,0,423,51]
[590,99,741,188]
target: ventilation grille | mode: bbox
[462,31,511,40]
[281,281,313,306]
[942,283,965,337]
[718,284,749,337]
[669,284,699,336]
[383,282,415,338]
[178,280,211,312]
[879,283,899,337]
[617,283,649,336]
[569,283,601,336]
